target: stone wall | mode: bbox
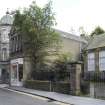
[23,56,82,95]
[23,57,32,81]
[60,37,81,61]
[68,63,82,95]
[24,80,70,94]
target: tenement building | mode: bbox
[0,11,13,83]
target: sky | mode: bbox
[0,0,105,35]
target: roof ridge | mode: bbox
[54,28,87,43]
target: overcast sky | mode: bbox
[0,0,105,35]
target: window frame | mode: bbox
[88,53,95,71]
[99,50,105,71]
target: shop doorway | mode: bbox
[19,64,23,82]
[11,64,23,86]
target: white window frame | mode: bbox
[88,53,95,71]
[99,51,105,71]
[2,48,7,61]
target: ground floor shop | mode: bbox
[10,58,23,86]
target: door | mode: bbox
[11,64,18,86]
[1,69,9,83]
[11,64,23,86]
[18,64,23,86]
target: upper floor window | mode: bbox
[1,29,9,42]
[2,48,7,61]
[88,53,95,71]
[99,51,105,71]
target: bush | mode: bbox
[31,71,55,81]
[24,80,71,94]
[53,81,70,94]
[24,80,50,91]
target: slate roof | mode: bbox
[55,29,87,43]
[87,33,105,50]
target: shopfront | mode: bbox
[10,58,23,86]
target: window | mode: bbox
[99,51,105,71]
[15,36,18,51]
[88,53,95,71]
[12,37,15,52]
[2,29,9,42]
[2,48,7,61]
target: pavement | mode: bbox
[5,86,105,105]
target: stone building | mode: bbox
[84,34,105,98]
[9,25,23,86]
[9,26,87,86]
[0,12,13,83]
[84,34,105,72]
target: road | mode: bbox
[0,88,66,105]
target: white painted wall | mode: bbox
[10,58,23,64]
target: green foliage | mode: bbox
[12,1,60,78]
[90,26,105,36]
[24,80,51,91]
[57,52,72,63]
[25,80,70,94]
[53,53,72,81]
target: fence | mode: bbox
[84,71,105,99]
[24,62,82,95]
[90,82,105,99]
[24,80,71,94]
[84,71,105,82]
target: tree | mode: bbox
[12,1,60,79]
[53,53,72,81]
[57,53,72,63]
[90,26,105,36]
[79,26,91,41]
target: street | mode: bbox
[0,88,64,105]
